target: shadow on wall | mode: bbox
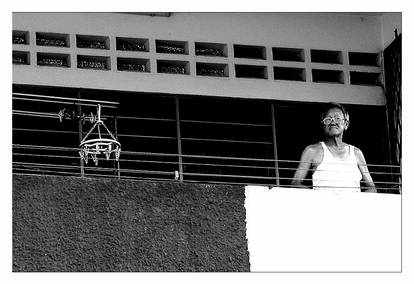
[12,175,250,272]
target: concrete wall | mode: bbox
[12,175,249,272]
[13,12,386,105]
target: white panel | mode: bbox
[245,186,401,272]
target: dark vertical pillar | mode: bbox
[175,97,184,181]
[77,91,84,177]
[271,103,280,186]
[113,115,121,179]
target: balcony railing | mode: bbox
[12,92,402,193]
[12,143,401,193]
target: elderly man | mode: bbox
[291,102,376,193]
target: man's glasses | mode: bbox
[321,116,346,125]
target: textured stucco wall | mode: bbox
[12,175,249,272]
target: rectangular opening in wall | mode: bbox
[77,55,110,70]
[36,32,69,47]
[37,52,70,67]
[348,52,379,66]
[13,30,29,45]
[274,67,305,81]
[311,49,342,64]
[116,37,149,52]
[350,71,381,86]
[13,51,30,65]
[196,62,228,77]
[195,42,227,57]
[312,69,344,84]
[117,57,150,72]
[157,60,190,75]
[234,44,266,60]
[272,47,305,62]
[156,40,188,54]
[235,64,267,79]
[76,34,110,50]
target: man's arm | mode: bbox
[355,147,377,193]
[291,146,314,188]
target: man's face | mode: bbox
[322,107,347,137]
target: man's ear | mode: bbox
[344,114,350,130]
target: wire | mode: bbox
[13,110,58,119]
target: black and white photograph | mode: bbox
[5,4,410,282]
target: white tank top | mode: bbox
[312,142,362,192]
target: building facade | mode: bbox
[12,12,402,271]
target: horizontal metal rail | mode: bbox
[13,92,119,105]
[13,161,175,176]
[181,119,271,128]
[13,128,78,135]
[14,169,82,176]
[181,161,277,170]
[13,172,177,183]
[117,133,177,140]
[182,172,277,180]
[287,176,401,186]
[14,162,83,170]
[13,144,79,151]
[13,97,118,109]
[181,137,273,145]
[13,153,80,160]
[117,115,175,122]
[14,129,178,142]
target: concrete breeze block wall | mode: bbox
[12,175,249,272]
[13,12,389,105]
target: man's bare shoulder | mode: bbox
[303,142,323,154]
[301,143,323,164]
[353,145,363,155]
[352,146,366,163]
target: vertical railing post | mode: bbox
[77,91,85,177]
[271,102,280,186]
[114,115,121,179]
[175,97,184,181]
